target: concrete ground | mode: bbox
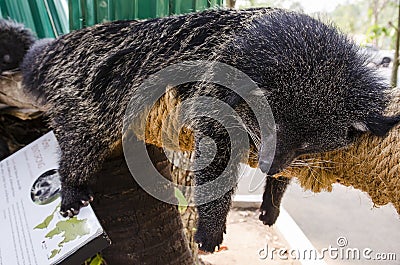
[200,208,300,265]
[283,181,400,265]
[202,158,400,265]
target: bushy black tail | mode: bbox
[0,19,36,74]
[21,37,55,106]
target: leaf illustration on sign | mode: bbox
[34,203,60,230]
[46,217,90,245]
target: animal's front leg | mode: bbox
[193,121,242,253]
[194,161,238,253]
[60,181,93,217]
[195,190,234,253]
[259,175,290,225]
[55,128,113,217]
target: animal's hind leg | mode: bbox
[259,175,290,225]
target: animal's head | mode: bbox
[30,169,61,205]
[260,112,400,174]
[0,19,35,74]
[249,10,400,174]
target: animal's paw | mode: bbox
[60,185,93,218]
[259,207,280,226]
[194,223,225,253]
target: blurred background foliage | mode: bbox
[235,0,399,50]
[0,0,398,50]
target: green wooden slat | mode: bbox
[107,0,114,21]
[137,0,169,19]
[110,0,138,21]
[170,0,194,14]
[68,0,82,30]
[28,0,56,38]
[4,0,39,36]
[169,0,179,14]
[1,0,224,36]
[194,0,207,11]
[96,0,110,23]
[5,0,24,22]
[0,0,9,18]
[136,0,149,19]
[3,0,20,20]
[156,0,169,17]
[208,0,221,8]
[170,0,217,15]
[185,0,195,14]
[83,0,96,26]
[65,0,223,30]
[47,0,69,35]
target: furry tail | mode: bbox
[21,38,55,106]
[0,19,36,74]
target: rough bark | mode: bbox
[0,72,47,159]
[90,142,193,264]
[168,151,200,263]
[391,1,400,88]
[226,0,236,8]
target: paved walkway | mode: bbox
[283,182,400,265]
[200,209,300,265]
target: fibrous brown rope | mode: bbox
[136,87,400,214]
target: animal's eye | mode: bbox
[296,142,310,151]
[347,126,362,141]
[295,142,311,155]
[41,181,50,187]
[3,54,11,63]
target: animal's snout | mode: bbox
[259,160,270,173]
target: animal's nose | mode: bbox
[259,160,270,173]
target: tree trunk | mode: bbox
[91,141,193,264]
[391,0,400,88]
[168,151,200,263]
[0,73,194,265]
[226,0,236,8]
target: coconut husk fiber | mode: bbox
[131,87,260,167]
[278,88,400,214]
[136,87,400,214]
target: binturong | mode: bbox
[1,8,399,253]
[0,19,36,74]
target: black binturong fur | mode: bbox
[0,19,36,74]
[2,9,399,253]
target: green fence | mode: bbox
[68,0,224,31]
[0,0,69,38]
[0,0,223,38]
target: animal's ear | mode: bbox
[354,113,400,137]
